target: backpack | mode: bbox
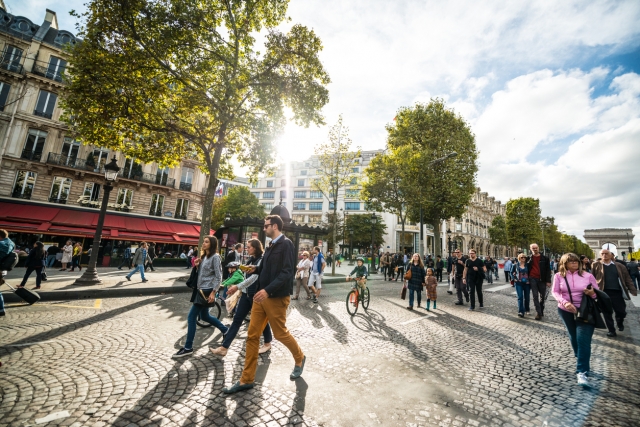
[0,252,19,271]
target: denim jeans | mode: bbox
[558,307,595,374]
[0,290,5,313]
[185,303,228,350]
[408,288,422,307]
[46,255,57,268]
[126,264,146,280]
[222,292,272,349]
[515,282,531,313]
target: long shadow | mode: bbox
[295,303,349,344]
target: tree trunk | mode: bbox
[199,144,224,249]
[401,219,405,255]
[332,207,337,275]
[433,219,442,257]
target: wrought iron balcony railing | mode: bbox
[119,170,176,188]
[21,149,42,161]
[46,153,88,170]
[0,59,23,74]
[31,64,65,82]
[49,197,68,204]
[178,182,192,192]
[33,110,53,119]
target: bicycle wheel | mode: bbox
[346,289,359,316]
[196,302,222,327]
[362,287,370,310]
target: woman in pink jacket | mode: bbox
[552,252,599,387]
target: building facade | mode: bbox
[0,7,211,250]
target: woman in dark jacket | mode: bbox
[406,253,426,310]
[18,241,45,290]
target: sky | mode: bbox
[9,0,640,249]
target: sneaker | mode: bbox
[479,304,484,308]
[313,298,318,304]
[142,279,149,283]
[468,307,475,311]
[172,348,193,359]
[577,372,589,387]
[454,301,464,305]
[607,331,617,338]
[447,291,453,295]
[518,312,524,318]
[126,276,131,281]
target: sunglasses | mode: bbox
[263,223,273,229]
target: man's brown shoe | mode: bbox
[535,314,541,320]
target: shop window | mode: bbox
[175,198,189,219]
[0,81,10,111]
[12,170,37,199]
[49,176,72,204]
[149,194,165,216]
[115,188,134,211]
[34,89,57,119]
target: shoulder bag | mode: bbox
[185,266,198,289]
[194,288,217,307]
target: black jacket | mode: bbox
[525,254,552,283]
[577,289,611,330]
[25,249,45,268]
[254,234,295,298]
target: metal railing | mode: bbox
[149,208,163,217]
[31,64,65,82]
[175,214,187,220]
[33,110,53,119]
[46,153,88,170]
[48,197,68,204]
[21,149,42,161]
[119,170,176,188]
[0,59,24,74]
[11,191,32,200]
[178,182,192,191]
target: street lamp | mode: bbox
[370,213,378,274]
[348,228,354,265]
[224,212,231,223]
[74,156,121,285]
[447,228,452,257]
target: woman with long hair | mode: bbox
[210,238,272,357]
[406,253,426,310]
[552,252,599,387]
[580,255,592,273]
[18,241,45,290]
[173,236,229,359]
[512,253,531,318]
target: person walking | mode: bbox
[389,253,397,281]
[308,246,325,303]
[395,253,405,282]
[380,252,391,280]
[424,268,438,311]
[173,236,229,358]
[71,242,82,272]
[126,242,151,282]
[326,251,333,268]
[145,242,157,272]
[627,257,639,290]
[435,255,444,282]
[45,244,60,268]
[223,215,305,394]
[186,246,195,269]
[452,249,469,306]
[484,257,494,284]
[503,257,513,283]
[406,253,426,310]
[446,253,454,293]
[512,253,531,317]
[525,243,552,320]
[591,248,637,337]
[17,241,45,290]
[552,252,599,387]
[118,245,132,270]
[463,249,486,311]
[0,229,16,317]
[60,240,73,271]
[293,251,312,300]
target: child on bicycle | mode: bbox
[347,257,368,291]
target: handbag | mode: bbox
[194,288,217,307]
[185,266,198,289]
[404,267,412,281]
[400,283,407,300]
[225,289,241,313]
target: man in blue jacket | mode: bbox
[223,215,305,394]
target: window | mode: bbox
[179,167,194,191]
[309,202,323,211]
[82,182,101,202]
[308,215,322,225]
[297,179,305,187]
[1,45,23,73]
[300,170,307,175]
[353,159,360,164]
[346,189,360,198]
[280,190,287,199]
[123,158,142,179]
[0,81,10,111]
[281,179,286,186]
[266,180,274,188]
[351,167,359,173]
[251,182,258,188]
[88,149,109,172]
[345,202,360,211]
[22,129,47,161]
[175,198,189,219]
[262,203,274,210]
[294,191,307,199]
[115,188,134,211]
[34,90,57,119]
[310,190,323,199]
[350,177,357,185]
[12,170,36,199]
[262,191,275,199]
[329,202,335,210]
[251,192,260,199]
[149,194,165,216]
[305,162,310,167]
[49,177,72,204]
[316,169,323,175]
[61,137,79,165]
[293,202,306,210]
[46,56,67,82]
[292,214,305,224]
[156,167,169,185]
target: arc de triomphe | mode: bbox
[584,228,635,257]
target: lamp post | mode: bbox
[370,213,378,274]
[447,228,452,257]
[74,156,121,285]
[225,212,231,223]
[348,229,354,265]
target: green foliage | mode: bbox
[211,186,266,230]
[505,197,542,250]
[62,0,330,244]
[488,215,508,247]
[344,214,387,249]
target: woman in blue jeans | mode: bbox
[406,253,426,310]
[173,236,228,359]
[512,253,531,318]
[210,238,272,357]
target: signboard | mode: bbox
[164,211,173,217]
[221,233,228,248]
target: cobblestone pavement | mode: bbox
[1,277,639,427]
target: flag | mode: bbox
[215,182,224,197]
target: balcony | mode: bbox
[149,208,163,217]
[119,170,176,188]
[11,191,31,200]
[178,182,192,191]
[31,64,64,83]
[175,213,187,220]
[49,197,68,204]
[0,59,23,74]
[33,110,53,119]
[46,153,88,170]
[21,149,43,161]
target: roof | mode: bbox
[0,7,77,48]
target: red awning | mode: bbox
[3,204,59,223]
[144,219,176,235]
[52,209,96,228]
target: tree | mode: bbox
[488,215,508,247]
[361,149,411,254]
[62,0,330,246]
[311,116,360,274]
[505,197,541,251]
[387,99,478,256]
[344,214,387,250]
[211,186,266,230]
